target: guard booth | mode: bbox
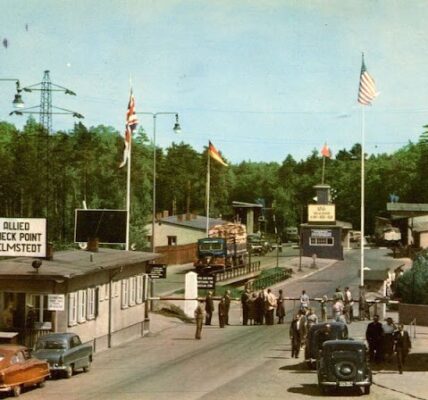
[300,184,344,260]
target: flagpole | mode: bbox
[360,106,365,287]
[321,156,326,184]
[206,148,211,235]
[125,137,131,251]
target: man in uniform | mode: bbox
[194,301,205,339]
[205,291,214,326]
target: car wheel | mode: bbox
[12,385,21,397]
[65,365,73,379]
[83,358,92,373]
[364,385,371,395]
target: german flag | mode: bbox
[208,141,228,166]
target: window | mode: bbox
[104,284,110,300]
[121,279,129,309]
[167,236,177,246]
[77,290,87,323]
[143,274,149,302]
[310,237,334,246]
[129,277,136,306]
[113,281,119,297]
[136,275,143,304]
[68,292,77,326]
[87,287,96,320]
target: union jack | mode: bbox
[119,91,138,168]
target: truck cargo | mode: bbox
[194,223,248,274]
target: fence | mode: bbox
[246,268,293,291]
[211,261,261,282]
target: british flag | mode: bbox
[119,91,138,168]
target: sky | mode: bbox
[1,0,428,164]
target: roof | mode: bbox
[159,215,227,231]
[410,215,428,233]
[322,339,365,349]
[387,202,428,218]
[0,248,158,280]
[232,201,263,209]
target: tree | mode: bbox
[397,252,428,304]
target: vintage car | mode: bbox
[32,333,93,378]
[0,344,49,397]
[304,322,348,368]
[317,340,372,395]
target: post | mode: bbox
[151,115,157,253]
[360,107,365,287]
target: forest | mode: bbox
[1,117,427,250]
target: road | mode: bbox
[22,249,415,400]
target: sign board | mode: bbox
[148,264,167,279]
[197,275,216,290]
[0,218,47,257]
[47,294,65,311]
[74,209,127,244]
[308,204,335,223]
[311,229,332,238]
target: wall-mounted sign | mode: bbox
[148,264,167,279]
[197,275,216,290]
[0,218,47,257]
[48,294,65,311]
[311,229,332,238]
[308,204,335,223]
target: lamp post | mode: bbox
[137,112,181,252]
[0,78,25,108]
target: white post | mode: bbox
[184,271,198,318]
[206,151,210,235]
[125,136,131,251]
[360,107,365,287]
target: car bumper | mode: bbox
[319,380,371,387]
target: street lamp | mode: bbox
[0,78,25,108]
[137,112,181,252]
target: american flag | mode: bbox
[358,55,378,106]
[119,91,138,168]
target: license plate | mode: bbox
[338,381,353,387]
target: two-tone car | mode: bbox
[32,333,93,379]
[0,344,49,397]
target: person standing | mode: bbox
[333,287,344,302]
[393,323,411,374]
[300,290,310,311]
[306,308,318,330]
[276,289,286,324]
[382,317,396,362]
[194,301,205,340]
[204,291,214,326]
[241,288,250,325]
[344,286,354,322]
[248,293,257,325]
[224,290,231,325]
[265,288,277,325]
[290,314,302,358]
[366,314,384,363]
[320,295,328,322]
[332,298,345,323]
[255,291,265,325]
[218,297,226,328]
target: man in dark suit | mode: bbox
[394,323,412,374]
[205,291,214,325]
[240,288,250,325]
[366,314,384,362]
[223,290,231,325]
[289,314,302,358]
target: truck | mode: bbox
[194,223,248,274]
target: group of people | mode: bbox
[366,315,412,373]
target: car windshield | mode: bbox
[331,349,362,362]
[36,340,67,350]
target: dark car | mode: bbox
[32,333,93,379]
[304,322,348,368]
[317,340,372,395]
[0,344,49,397]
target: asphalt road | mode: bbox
[21,249,413,400]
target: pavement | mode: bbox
[149,250,428,400]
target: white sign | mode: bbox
[0,218,47,257]
[308,204,335,223]
[311,229,332,238]
[48,294,65,311]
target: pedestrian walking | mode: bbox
[241,288,250,325]
[393,323,411,374]
[204,291,214,325]
[265,288,277,325]
[382,317,396,362]
[366,314,384,363]
[218,297,227,328]
[290,314,302,358]
[194,301,205,339]
[276,289,285,324]
[224,290,231,325]
[320,295,328,322]
[299,290,310,311]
